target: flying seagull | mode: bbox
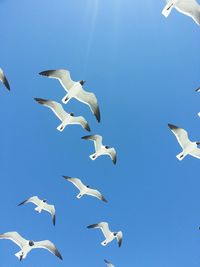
[18,196,56,226]
[34,98,90,132]
[0,231,62,261]
[39,69,100,122]
[168,123,200,160]
[162,0,200,25]
[104,259,115,267]
[0,68,10,90]
[87,222,122,247]
[63,176,107,203]
[82,134,117,164]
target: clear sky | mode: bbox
[0,0,200,266]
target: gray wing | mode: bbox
[34,98,68,121]
[42,203,56,226]
[104,259,115,267]
[63,176,86,191]
[175,0,200,25]
[0,68,10,90]
[81,135,102,151]
[168,124,191,149]
[70,115,91,132]
[34,240,62,260]
[17,196,41,207]
[87,222,111,238]
[190,148,200,159]
[0,232,27,249]
[106,147,117,165]
[86,188,108,203]
[39,69,75,91]
[75,89,100,122]
[116,231,123,247]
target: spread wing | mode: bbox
[81,135,102,151]
[190,148,200,159]
[0,232,27,249]
[70,116,91,132]
[75,89,100,122]
[63,176,86,191]
[43,203,56,226]
[175,0,200,25]
[34,98,68,121]
[87,222,111,238]
[116,231,123,247]
[168,124,191,149]
[0,68,10,90]
[17,196,41,207]
[39,69,75,91]
[106,147,117,165]
[86,188,108,203]
[34,240,62,260]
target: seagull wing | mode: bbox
[104,259,115,267]
[86,188,108,203]
[42,203,56,226]
[0,68,10,90]
[87,222,111,239]
[17,196,41,207]
[34,98,68,121]
[106,147,117,165]
[34,240,62,260]
[39,69,75,91]
[168,124,191,149]
[63,176,86,191]
[70,115,91,132]
[190,148,200,159]
[175,0,200,25]
[0,232,27,249]
[75,89,100,122]
[116,231,123,247]
[81,135,102,151]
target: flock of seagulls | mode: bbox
[1,1,199,266]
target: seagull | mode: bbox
[104,259,115,267]
[162,0,200,25]
[39,69,100,122]
[34,98,91,132]
[62,176,107,203]
[195,87,200,92]
[81,135,117,164]
[168,123,200,160]
[0,68,10,90]
[87,222,122,247]
[17,196,56,226]
[0,231,62,261]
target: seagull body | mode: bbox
[0,68,10,90]
[162,0,200,25]
[104,259,115,267]
[87,222,122,247]
[63,176,107,203]
[34,98,90,132]
[0,232,62,261]
[18,196,56,225]
[82,135,117,164]
[168,123,200,160]
[39,69,100,122]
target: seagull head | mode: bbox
[29,241,34,246]
[105,145,110,149]
[86,185,90,188]
[42,199,47,203]
[196,142,200,146]
[113,232,117,236]
[79,80,86,86]
[70,112,74,116]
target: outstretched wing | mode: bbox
[86,188,108,203]
[43,203,56,226]
[87,222,111,238]
[106,147,117,165]
[34,240,63,260]
[82,135,102,151]
[75,89,100,122]
[0,232,27,249]
[70,116,91,132]
[39,69,75,91]
[17,196,41,207]
[34,98,68,121]
[190,148,200,159]
[116,231,123,247]
[63,176,86,191]
[168,124,191,149]
[0,68,10,90]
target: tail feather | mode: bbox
[176,152,185,161]
[162,2,174,17]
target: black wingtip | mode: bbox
[85,124,91,132]
[102,196,108,203]
[34,97,48,105]
[95,106,101,123]
[62,175,72,180]
[87,223,98,229]
[81,135,91,140]
[195,87,200,92]
[168,123,178,130]
[39,70,52,76]
[53,215,56,226]
[17,199,27,206]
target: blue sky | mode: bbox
[0,0,200,266]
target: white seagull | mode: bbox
[82,134,117,164]
[87,222,122,247]
[39,69,100,122]
[18,196,56,226]
[0,68,10,90]
[162,0,200,25]
[63,176,107,203]
[34,98,91,132]
[104,259,115,267]
[0,231,62,261]
[168,123,200,160]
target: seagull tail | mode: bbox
[89,153,97,160]
[62,94,70,104]
[176,152,185,161]
[162,2,173,17]
[57,122,66,132]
